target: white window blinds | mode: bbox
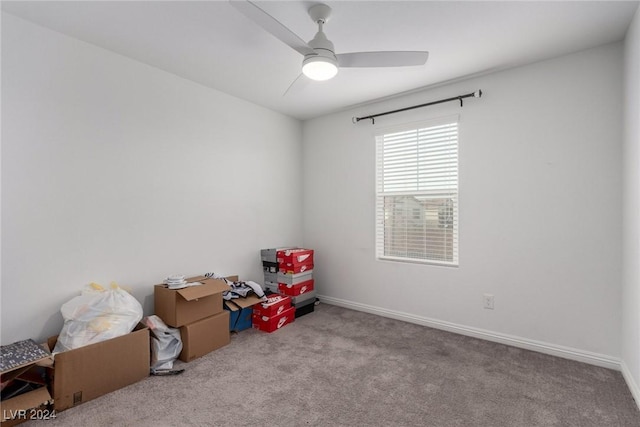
[375,119,459,265]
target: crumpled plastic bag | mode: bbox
[53,282,143,353]
[142,315,182,371]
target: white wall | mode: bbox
[1,14,303,344]
[303,43,623,362]
[622,6,640,402]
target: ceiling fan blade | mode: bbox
[229,0,315,56]
[336,51,429,68]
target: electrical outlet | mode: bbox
[483,294,494,310]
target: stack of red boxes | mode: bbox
[252,293,295,333]
[277,248,315,298]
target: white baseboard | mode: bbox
[621,361,640,411]
[318,295,621,371]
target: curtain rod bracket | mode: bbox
[351,116,375,124]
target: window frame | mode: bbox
[374,115,460,267]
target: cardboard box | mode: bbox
[276,249,314,266]
[252,294,291,318]
[154,277,230,327]
[278,279,315,297]
[1,387,53,426]
[47,325,149,411]
[1,340,53,426]
[279,263,313,274]
[277,270,313,285]
[179,311,230,362]
[224,294,263,332]
[252,307,295,333]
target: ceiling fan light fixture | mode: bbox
[231,0,430,91]
[302,55,338,81]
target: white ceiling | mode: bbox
[2,1,638,120]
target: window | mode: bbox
[375,118,459,266]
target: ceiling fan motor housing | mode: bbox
[302,17,338,80]
[306,29,337,62]
[304,4,337,65]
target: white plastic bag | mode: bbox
[53,283,143,353]
[142,315,183,371]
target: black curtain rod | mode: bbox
[352,90,483,124]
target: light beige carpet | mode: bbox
[25,304,640,426]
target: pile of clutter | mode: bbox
[1,250,320,421]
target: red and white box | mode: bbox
[278,279,314,297]
[252,306,295,333]
[279,263,313,274]
[253,294,291,318]
[277,249,314,266]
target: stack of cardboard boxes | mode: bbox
[277,248,316,317]
[154,276,230,362]
[261,247,317,318]
[252,293,295,333]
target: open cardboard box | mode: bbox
[154,276,230,328]
[221,275,263,332]
[224,294,264,332]
[1,340,53,426]
[1,387,53,426]
[46,324,149,411]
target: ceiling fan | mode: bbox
[230,1,429,82]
